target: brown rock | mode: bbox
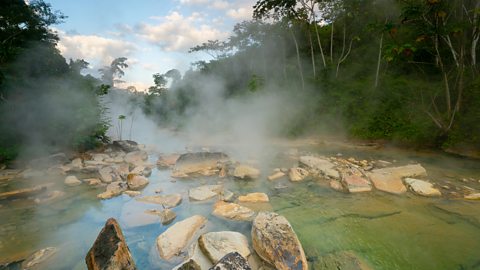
[368,164,426,194]
[238,193,269,203]
[267,171,285,181]
[0,184,48,200]
[288,167,309,182]
[212,201,255,221]
[126,174,149,190]
[85,218,136,270]
[136,194,182,208]
[157,154,180,168]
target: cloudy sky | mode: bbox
[49,0,256,91]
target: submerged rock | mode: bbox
[212,201,255,221]
[342,174,372,193]
[464,193,480,200]
[368,164,427,194]
[233,165,260,180]
[113,140,139,153]
[299,156,339,179]
[0,184,48,200]
[34,190,65,204]
[157,154,181,168]
[251,211,307,270]
[198,231,251,263]
[64,175,82,186]
[189,185,223,201]
[238,192,269,203]
[136,194,182,208]
[329,180,344,192]
[288,167,309,182]
[219,190,234,202]
[126,174,149,190]
[156,215,207,260]
[173,242,213,270]
[267,171,285,181]
[97,181,126,199]
[209,252,252,270]
[22,247,57,269]
[404,178,441,197]
[85,218,136,270]
[123,190,141,197]
[315,251,372,270]
[145,208,177,225]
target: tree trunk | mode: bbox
[374,32,384,88]
[291,28,305,90]
[308,30,316,77]
[330,23,334,63]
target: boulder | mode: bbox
[112,163,130,180]
[70,158,83,169]
[124,151,148,165]
[288,167,309,182]
[198,231,250,263]
[0,184,48,200]
[315,251,372,270]
[85,218,136,270]
[145,208,177,225]
[404,178,441,197]
[130,166,152,177]
[189,185,223,201]
[368,164,427,194]
[251,211,307,270]
[342,174,371,193]
[209,252,252,270]
[84,178,102,186]
[465,193,480,200]
[136,194,182,208]
[22,247,57,269]
[233,165,260,179]
[64,175,82,186]
[113,140,139,153]
[123,190,141,197]
[99,167,114,183]
[173,152,228,177]
[267,171,285,181]
[238,192,269,203]
[212,201,255,221]
[97,182,126,199]
[299,156,339,179]
[219,190,234,202]
[126,174,149,190]
[157,154,181,168]
[329,180,344,192]
[156,215,207,260]
[173,242,213,270]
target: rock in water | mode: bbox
[173,242,213,270]
[157,154,180,168]
[189,185,223,201]
[238,193,269,203]
[212,201,255,221]
[368,164,427,194]
[299,156,339,179]
[126,174,149,190]
[113,140,139,153]
[85,218,136,270]
[404,178,441,197]
[342,174,371,193]
[145,208,177,225]
[315,251,372,270]
[209,252,252,270]
[173,152,228,177]
[198,231,251,263]
[156,215,207,260]
[251,212,307,270]
[64,175,82,186]
[0,184,48,200]
[136,194,182,208]
[267,171,285,181]
[22,247,57,269]
[233,165,260,179]
[98,182,127,200]
[288,167,309,182]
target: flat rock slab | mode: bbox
[198,231,251,263]
[404,178,441,197]
[342,174,371,193]
[22,247,57,269]
[0,185,48,200]
[233,165,260,179]
[267,171,285,181]
[238,193,269,203]
[0,169,22,181]
[173,242,213,270]
[85,218,136,270]
[157,154,181,168]
[145,208,177,225]
[209,252,252,270]
[189,185,223,201]
[213,201,255,221]
[126,174,149,190]
[252,211,307,270]
[64,175,82,186]
[173,152,228,176]
[299,156,339,179]
[368,164,427,194]
[156,215,207,260]
[288,167,309,182]
[136,194,182,208]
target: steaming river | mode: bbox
[1,133,480,269]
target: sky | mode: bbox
[47,0,256,91]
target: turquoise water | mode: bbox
[1,140,480,269]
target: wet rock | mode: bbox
[124,151,148,166]
[219,190,234,202]
[136,194,182,208]
[99,167,115,183]
[130,166,152,177]
[173,152,228,177]
[123,190,141,197]
[173,242,213,270]
[233,165,260,180]
[189,185,223,201]
[316,251,372,270]
[112,163,130,180]
[156,215,207,260]
[404,178,441,197]
[342,174,372,193]
[251,211,307,270]
[212,201,255,221]
[199,231,251,263]
[209,252,252,270]
[34,190,65,204]
[0,184,48,200]
[267,171,285,181]
[98,181,126,199]
[0,169,22,181]
[64,175,82,186]
[29,153,68,168]
[84,178,102,186]
[299,156,340,179]
[146,208,177,225]
[238,192,269,203]
[157,154,180,168]
[368,164,427,194]
[329,180,344,192]
[288,167,309,182]
[85,218,136,270]
[113,140,139,153]
[126,174,149,190]
[22,247,57,269]
[464,193,480,200]
[22,169,46,179]
[92,153,110,162]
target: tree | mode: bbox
[148,73,168,95]
[189,40,230,59]
[99,57,128,86]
